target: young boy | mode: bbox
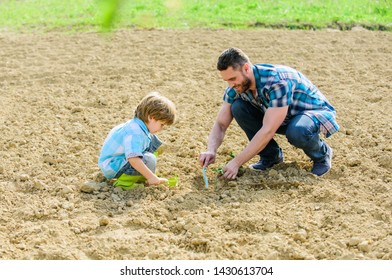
[98,92,176,185]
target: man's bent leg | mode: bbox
[285,114,332,176]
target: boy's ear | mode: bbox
[147,115,153,122]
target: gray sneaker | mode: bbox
[311,145,333,176]
[249,149,284,171]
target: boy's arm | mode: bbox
[128,157,166,185]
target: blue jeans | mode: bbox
[231,98,328,162]
[114,135,162,178]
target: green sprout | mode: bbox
[212,167,224,175]
[211,152,245,178]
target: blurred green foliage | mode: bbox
[0,0,390,32]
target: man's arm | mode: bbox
[223,106,288,179]
[199,102,233,167]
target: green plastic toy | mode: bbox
[112,174,146,190]
[112,174,179,190]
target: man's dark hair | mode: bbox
[217,47,250,71]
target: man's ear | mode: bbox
[243,63,250,73]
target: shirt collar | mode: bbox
[134,117,151,137]
[252,64,262,91]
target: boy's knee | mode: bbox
[143,152,157,172]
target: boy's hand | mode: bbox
[147,176,168,185]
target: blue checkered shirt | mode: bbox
[223,64,340,137]
[98,118,153,179]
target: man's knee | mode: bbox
[286,125,316,149]
[286,115,320,149]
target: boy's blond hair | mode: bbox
[134,92,176,125]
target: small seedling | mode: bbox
[212,167,224,175]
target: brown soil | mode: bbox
[0,29,391,260]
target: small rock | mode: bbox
[62,202,74,210]
[336,240,347,248]
[80,181,100,193]
[98,97,108,106]
[97,193,108,199]
[348,237,362,246]
[188,225,202,234]
[61,186,74,195]
[232,202,240,208]
[99,216,110,226]
[340,253,356,260]
[266,252,279,260]
[18,174,30,181]
[43,156,57,165]
[147,252,160,259]
[228,181,237,187]
[263,222,276,233]
[33,180,45,190]
[191,239,208,246]
[111,194,121,201]
[113,186,124,194]
[293,229,308,242]
[358,241,370,252]
[268,169,279,177]
[210,210,220,217]
[71,106,83,113]
[378,155,392,169]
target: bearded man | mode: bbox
[199,47,339,179]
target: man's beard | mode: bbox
[234,74,251,93]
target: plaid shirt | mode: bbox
[98,118,154,179]
[223,64,340,137]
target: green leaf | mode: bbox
[212,167,224,174]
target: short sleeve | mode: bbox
[223,87,238,104]
[123,133,146,159]
[268,80,293,108]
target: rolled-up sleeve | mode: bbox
[123,132,147,159]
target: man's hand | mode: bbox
[199,151,216,168]
[223,158,241,180]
